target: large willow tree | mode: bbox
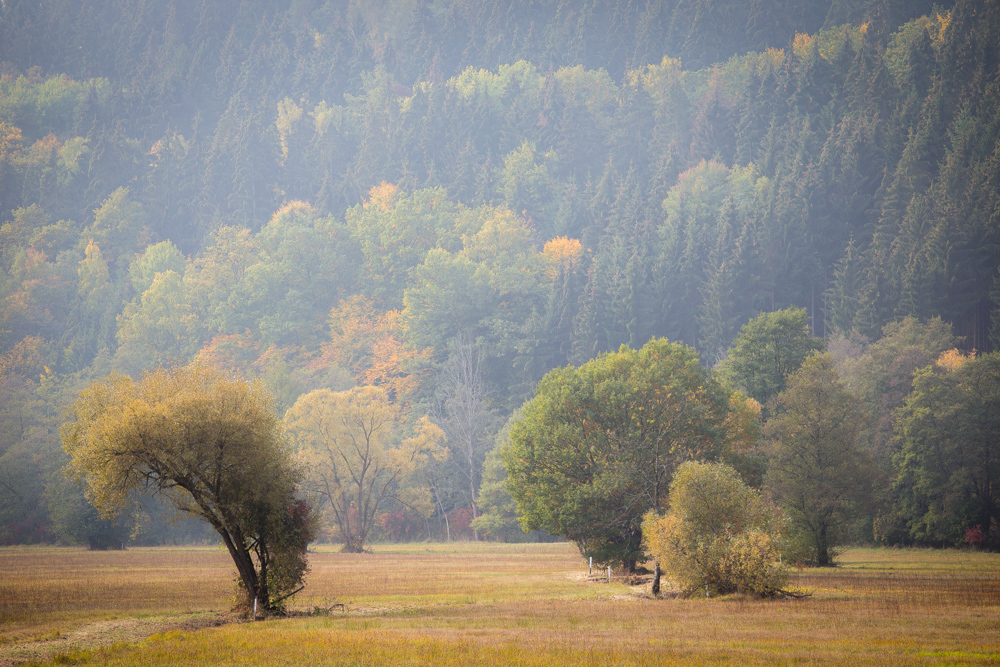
[62,363,314,614]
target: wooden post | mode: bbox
[589,557,592,575]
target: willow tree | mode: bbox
[62,363,314,614]
[644,461,788,597]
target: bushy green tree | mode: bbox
[503,338,737,571]
[718,307,825,409]
[643,461,788,597]
[893,351,1000,549]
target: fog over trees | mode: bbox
[1,0,998,557]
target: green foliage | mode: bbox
[86,187,150,267]
[470,447,526,542]
[503,338,736,570]
[643,461,788,597]
[127,241,185,294]
[2,1,999,549]
[764,353,873,565]
[718,308,825,409]
[836,316,957,457]
[893,352,1000,549]
[46,473,132,550]
[346,186,459,308]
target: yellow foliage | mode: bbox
[62,363,292,519]
[723,391,763,453]
[643,461,788,597]
[276,97,303,165]
[284,386,446,552]
[363,181,398,211]
[758,48,786,76]
[268,200,313,226]
[541,236,582,278]
[936,348,973,372]
[324,296,429,403]
[0,335,46,379]
[77,240,111,306]
[0,121,23,163]
[792,33,817,60]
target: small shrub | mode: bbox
[643,461,789,597]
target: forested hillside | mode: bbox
[1,0,998,549]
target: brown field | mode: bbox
[1,543,998,666]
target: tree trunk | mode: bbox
[652,562,661,596]
[817,524,829,566]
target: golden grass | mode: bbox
[0,546,231,647]
[1,543,998,666]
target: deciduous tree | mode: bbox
[643,461,788,597]
[284,386,446,552]
[764,352,872,565]
[503,338,737,571]
[62,363,314,613]
[893,351,1000,549]
[718,307,824,410]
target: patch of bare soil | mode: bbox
[0,612,229,666]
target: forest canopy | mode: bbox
[1,0,998,552]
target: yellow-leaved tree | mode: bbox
[643,461,788,598]
[284,386,446,552]
[61,363,315,614]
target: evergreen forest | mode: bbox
[1,0,998,554]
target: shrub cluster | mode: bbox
[644,461,788,597]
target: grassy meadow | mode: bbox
[1,543,998,666]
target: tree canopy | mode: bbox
[2,0,999,550]
[764,353,872,565]
[284,385,446,552]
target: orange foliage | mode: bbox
[0,121,23,163]
[792,32,816,60]
[195,333,263,376]
[322,295,429,403]
[268,200,313,225]
[26,133,60,165]
[359,333,430,404]
[541,236,582,278]
[363,182,398,211]
[0,335,46,380]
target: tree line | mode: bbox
[1,0,998,554]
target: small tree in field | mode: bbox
[764,352,871,566]
[643,461,788,597]
[284,385,446,553]
[62,363,315,614]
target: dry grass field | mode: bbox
[1,542,998,666]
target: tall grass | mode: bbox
[2,543,998,666]
[0,547,231,637]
